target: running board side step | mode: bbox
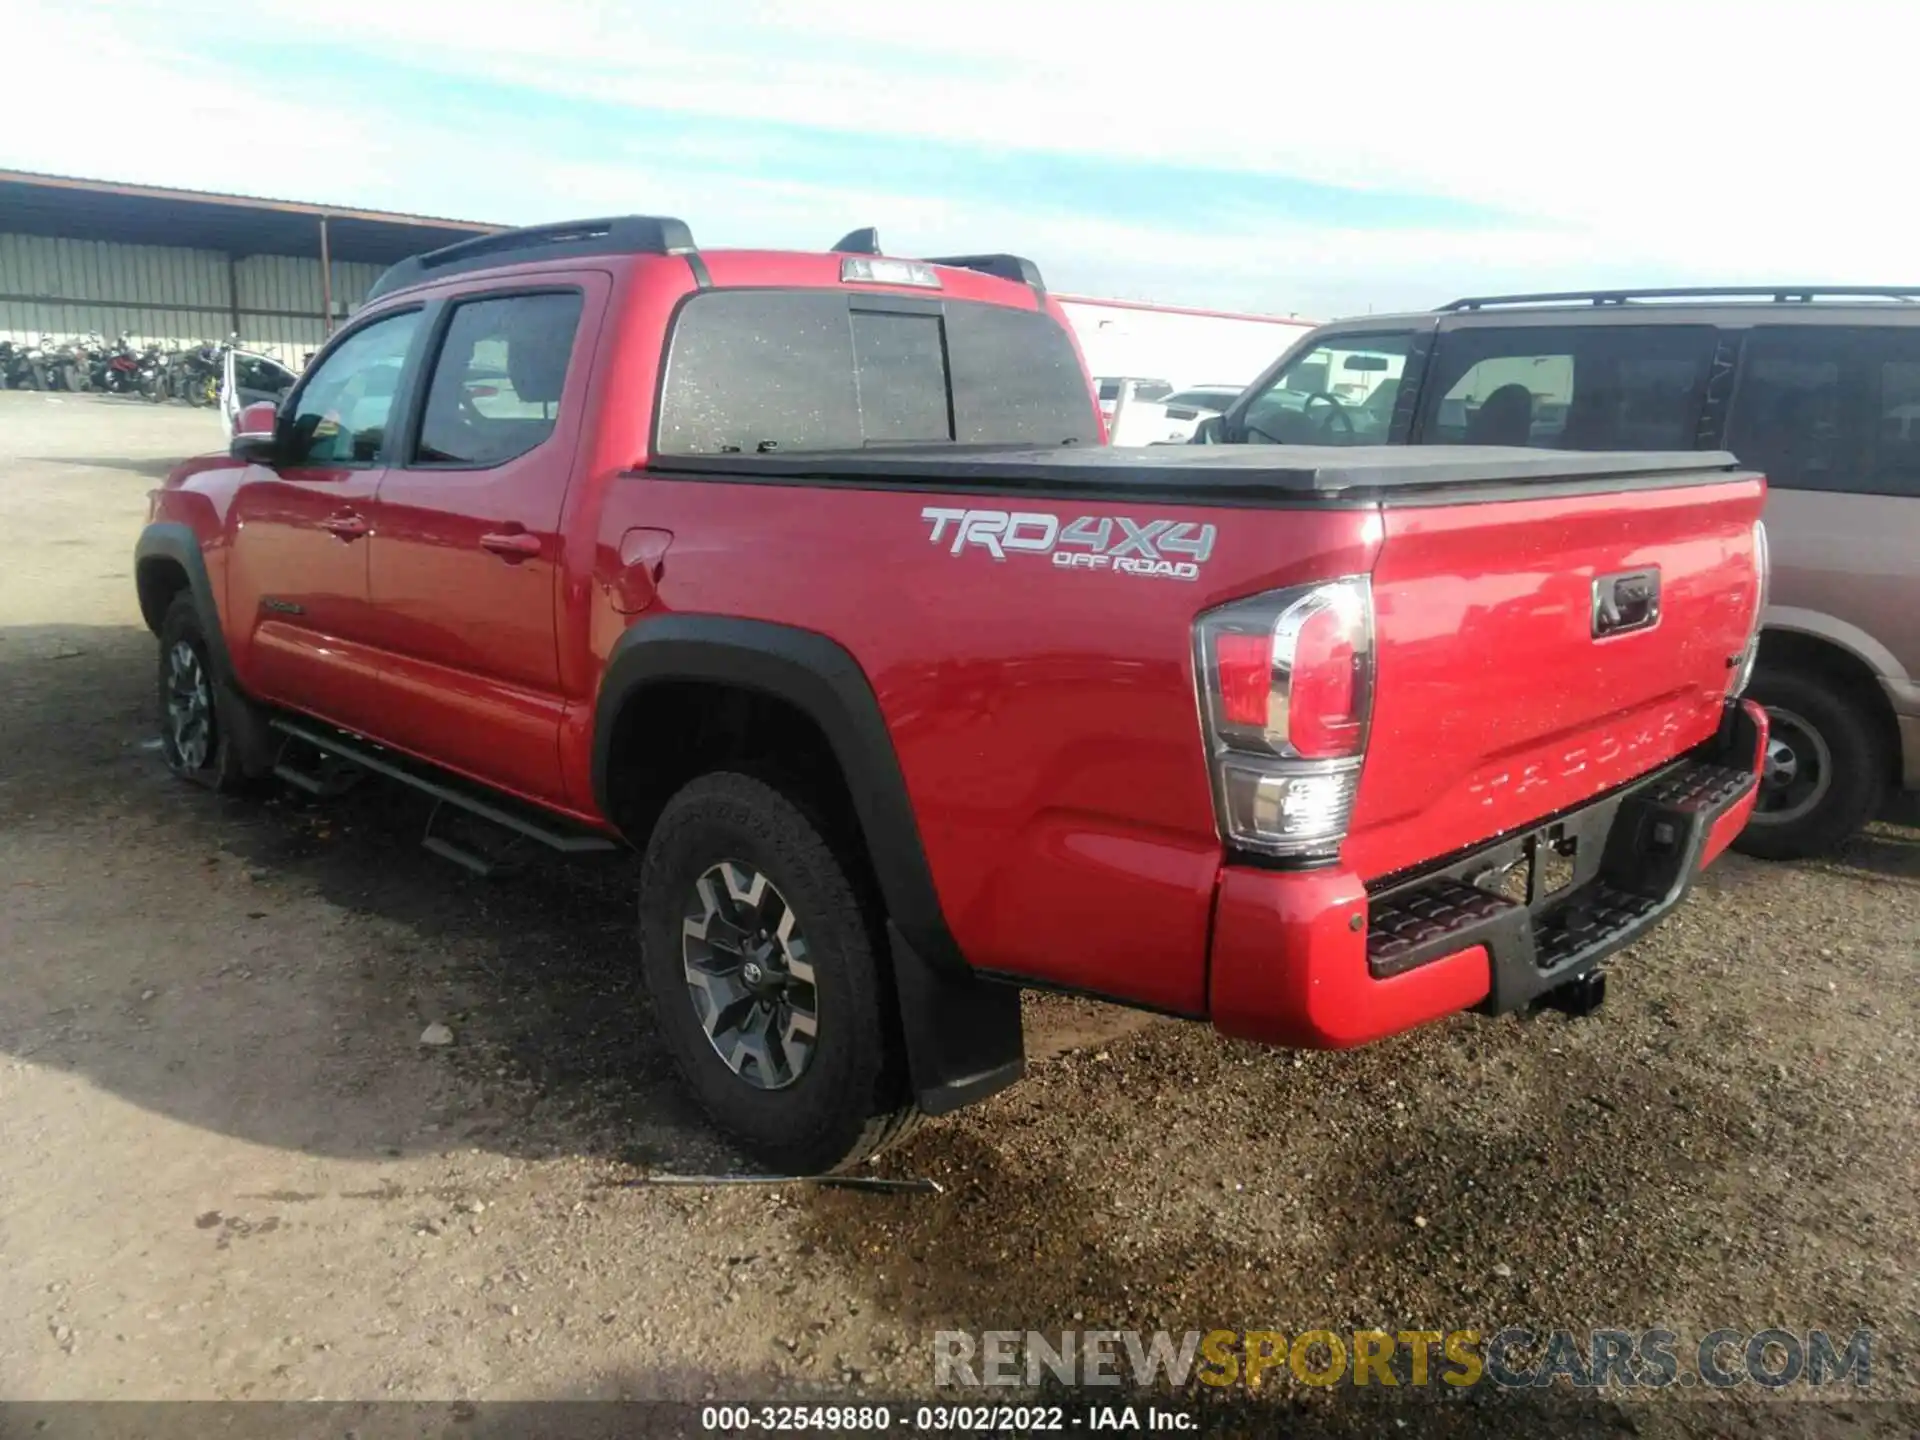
[266,718,621,859]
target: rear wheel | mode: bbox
[156,593,256,794]
[1735,667,1887,860]
[637,771,921,1173]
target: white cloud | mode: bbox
[11,0,1920,314]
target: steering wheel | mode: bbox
[1301,391,1355,439]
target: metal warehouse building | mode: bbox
[0,171,503,368]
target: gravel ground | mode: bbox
[0,391,1915,1437]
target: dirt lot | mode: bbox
[0,390,1915,1435]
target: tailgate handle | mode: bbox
[1592,568,1661,638]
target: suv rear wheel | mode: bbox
[636,771,921,1173]
[1735,667,1887,861]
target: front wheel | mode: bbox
[156,593,256,794]
[637,772,921,1173]
[1734,667,1888,860]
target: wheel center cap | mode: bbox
[741,959,766,988]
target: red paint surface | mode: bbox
[148,245,1765,1044]
[1347,480,1767,880]
[1208,864,1491,1049]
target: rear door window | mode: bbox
[1725,325,1920,497]
[656,291,1098,454]
[1418,325,1715,450]
[414,291,584,467]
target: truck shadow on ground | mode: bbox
[23,453,187,480]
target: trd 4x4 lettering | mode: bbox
[920,507,1218,581]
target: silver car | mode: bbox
[1204,286,1920,859]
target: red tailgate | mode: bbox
[1344,475,1767,880]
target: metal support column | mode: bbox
[318,215,333,337]
[227,253,241,340]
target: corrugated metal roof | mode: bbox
[0,170,505,265]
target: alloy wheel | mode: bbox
[165,639,213,772]
[680,860,819,1090]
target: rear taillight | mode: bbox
[1193,577,1374,859]
[1729,519,1770,697]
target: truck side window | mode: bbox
[1237,334,1411,446]
[1420,326,1714,451]
[285,311,422,465]
[1725,326,1920,498]
[414,292,585,467]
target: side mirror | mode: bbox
[235,399,278,437]
[1189,415,1225,445]
[228,401,280,463]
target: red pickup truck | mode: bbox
[136,217,1770,1173]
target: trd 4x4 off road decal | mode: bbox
[920,507,1217,582]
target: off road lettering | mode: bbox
[921,507,1215,581]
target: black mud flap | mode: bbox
[887,921,1025,1115]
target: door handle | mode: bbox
[320,513,368,541]
[480,531,542,560]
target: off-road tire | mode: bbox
[1735,666,1887,860]
[156,592,257,794]
[637,771,922,1173]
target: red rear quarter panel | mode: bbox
[586,473,1380,1013]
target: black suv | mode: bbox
[1201,287,1920,859]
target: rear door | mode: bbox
[360,276,603,807]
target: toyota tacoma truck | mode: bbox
[135,216,1770,1173]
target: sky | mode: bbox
[8,0,1919,320]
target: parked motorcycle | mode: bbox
[0,338,49,390]
[44,335,93,393]
[137,342,170,401]
[90,332,145,396]
[178,339,226,407]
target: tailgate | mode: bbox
[1344,472,1766,880]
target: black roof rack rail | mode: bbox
[366,214,697,300]
[1440,285,1920,311]
[832,227,882,255]
[924,252,1047,295]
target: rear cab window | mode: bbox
[1417,324,1715,450]
[655,291,1100,454]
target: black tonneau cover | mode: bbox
[653,444,1749,505]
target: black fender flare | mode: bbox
[592,614,1024,1113]
[134,522,275,777]
[135,522,236,684]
